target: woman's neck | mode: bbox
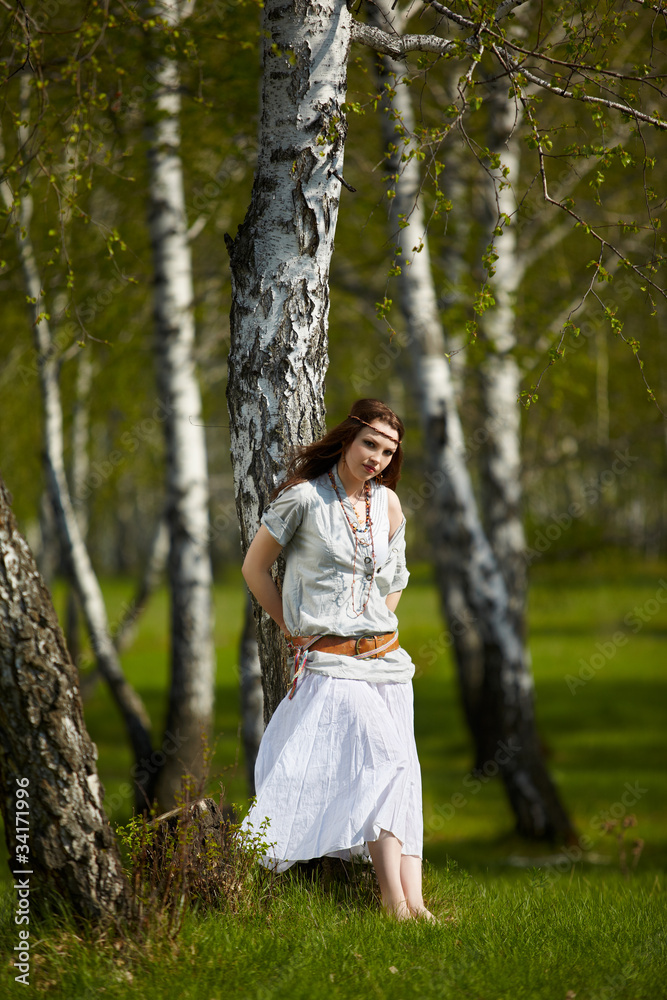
[336,460,366,499]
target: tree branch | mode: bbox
[629,0,667,13]
[417,0,529,28]
[492,44,667,131]
[510,87,665,410]
[350,19,455,57]
[419,1,475,29]
[493,0,530,20]
[486,27,667,92]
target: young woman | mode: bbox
[241,398,434,920]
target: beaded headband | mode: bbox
[348,414,401,446]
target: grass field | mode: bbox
[1,553,666,997]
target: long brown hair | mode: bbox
[272,399,405,498]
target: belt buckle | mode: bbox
[355,634,376,657]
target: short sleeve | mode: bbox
[260,484,308,548]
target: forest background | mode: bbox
[0,0,666,888]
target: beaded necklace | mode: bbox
[328,470,375,617]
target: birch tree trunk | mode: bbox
[36,489,59,589]
[0,128,154,806]
[226,0,351,721]
[0,474,130,922]
[70,347,94,541]
[372,1,574,841]
[66,347,94,670]
[239,595,263,796]
[477,81,527,641]
[146,0,215,809]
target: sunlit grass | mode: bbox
[1,867,664,999]
[1,554,666,996]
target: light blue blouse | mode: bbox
[260,465,414,683]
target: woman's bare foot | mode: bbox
[408,904,438,922]
[382,897,413,920]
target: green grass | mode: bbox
[1,867,664,999]
[1,553,666,996]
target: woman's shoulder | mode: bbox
[382,486,403,514]
[270,478,319,508]
[382,486,404,541]
[384,486,403,518]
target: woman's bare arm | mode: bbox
[385,489,404,613]
[386,488,403,540]
[241,525,289,634]
[385,590,402,613]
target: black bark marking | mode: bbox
[287,41,312,106]
[428,409,447,449]
[291,149,319,257]
[260,288,274,319]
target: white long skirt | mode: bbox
[240,671,423,871]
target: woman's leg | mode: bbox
[399,854,436,921]
[367,829,411,919]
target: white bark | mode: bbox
[438,138,471,404]
[372,0,573,840]
[70,347,94,539]
[477,81,527,633]
[0,125,154,797]
[227,0,351,719]
[66,346,94,669]
[146,0,215,808]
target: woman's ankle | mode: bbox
[382,896,412,920]
[408,902,438,922]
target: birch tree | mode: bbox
[65,288,95,669]
[227,0,664,837]
[0,109,155,806]
[371,0,572,839]
[0,473,130,922]
[476,78,527,639]
[226,0,351,719]
[239,596,263,795]
[146,0,216,809]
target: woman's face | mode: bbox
[342,420,398,484]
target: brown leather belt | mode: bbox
[289,631,399,659]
